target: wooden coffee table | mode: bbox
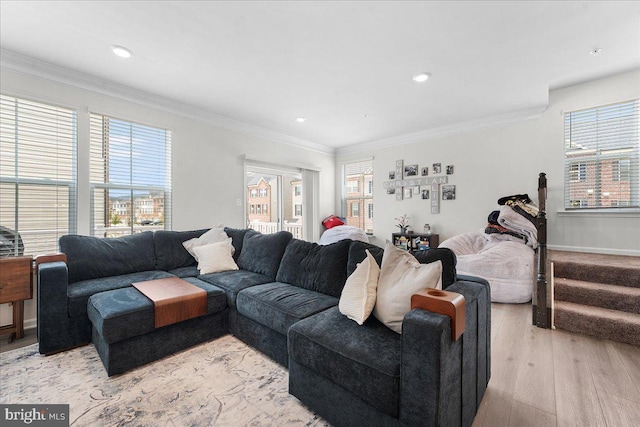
[132,277,207,328]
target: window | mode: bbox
[0,95,77,256]
[564,100,639,209]
[342,159,373,233]
[250,189,257,198]
[351,202,360,217]
[246,166,304,239]
[294,185,302,196]
[90,113,171,237]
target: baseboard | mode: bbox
[24,317,36,330]
[548,245,640,257]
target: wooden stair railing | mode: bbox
[532,172,551,328]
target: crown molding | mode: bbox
[336,104,547,156]
[0,49,335,155]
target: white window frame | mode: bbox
[564,99,639,210]
[342,158,373,234]
[89,113,172,237]
[0,94,77,256]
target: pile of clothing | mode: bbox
[484,194,539,248]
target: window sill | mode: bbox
[557,209,640,219]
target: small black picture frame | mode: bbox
[421,166,428,176]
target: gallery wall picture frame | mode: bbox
[387,188,396,195]
[404,164,418,177]
[389,171,396,180]
[442,185,456,200]
[421,167,429,176]
[433,163,442,174]
[421,189,430,199]
[395,160,404,180]
[403,187,413,199]
[447,165,454,175]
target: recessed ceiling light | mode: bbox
[590,48,602,55]
[296,117,306,123]
[111,45,132,58]
[413,72,431,82]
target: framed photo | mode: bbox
[412,185,420,194]
[395,160,404,180]
[421,189,430,199]
[421,166,428,176]
[403,187,413,199]
[387,188,396,195]
[433,163,442,174]
[389,171,396,180]
[442,185,456,200]
[446,165,454,175]
[404,164,418,177]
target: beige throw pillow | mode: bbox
[183,225,230,261]
[339,250,380,325]
[372,242,442,333]
[193,239,239,274]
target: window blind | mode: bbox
[0,95,77,256]
[564,99,639,209]
[342,159,374,233]
[90,113,171,237]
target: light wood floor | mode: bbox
[473,303,640,427]
[3,305,639,426]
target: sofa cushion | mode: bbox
[193,239,238,274]
[373,243,443,334]
[168,265,200,278]
[275,239,350,298]
[153,229,207,271]
[182,226,229,260]
[60,232,157,284]
[198,270,272,307]
[347,241,384,276]
[236,282,338,335]
[87,277,226,344]
[339,249,380,325]
[288,306,401,418]
[223,227,252,262]
[413,247,458,287]
[68,270,174,318]
[237,230,293,280]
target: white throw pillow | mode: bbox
[339,250,380,325]
[372,242,442,334]
[183,225,230,261]
[192,239,239,274]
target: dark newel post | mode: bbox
[535,172,549,328]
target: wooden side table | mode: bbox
[0,256,33,342]
[392,232,440,251]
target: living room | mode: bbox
[1,1,639,426]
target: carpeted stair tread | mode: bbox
[554,278,640,314]
[550,251,640,288]
[554,301,640,347]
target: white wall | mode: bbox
[336,70,640,256]
[0,68,336,329]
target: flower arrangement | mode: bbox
[395,214,410,233]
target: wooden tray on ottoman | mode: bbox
[133,277,207,328]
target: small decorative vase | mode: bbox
[399,226,407,234]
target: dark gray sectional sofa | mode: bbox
[37,227,491,427]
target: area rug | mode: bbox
[0,335,329,426]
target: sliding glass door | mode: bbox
[246,166,303,240]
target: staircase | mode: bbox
[551,250,640,347]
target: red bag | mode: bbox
[322,215,345,229]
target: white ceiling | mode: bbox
[1,1,639,152]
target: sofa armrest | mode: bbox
[400,276,491,427]
[400,308,463,426]
[37,260,71,354]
